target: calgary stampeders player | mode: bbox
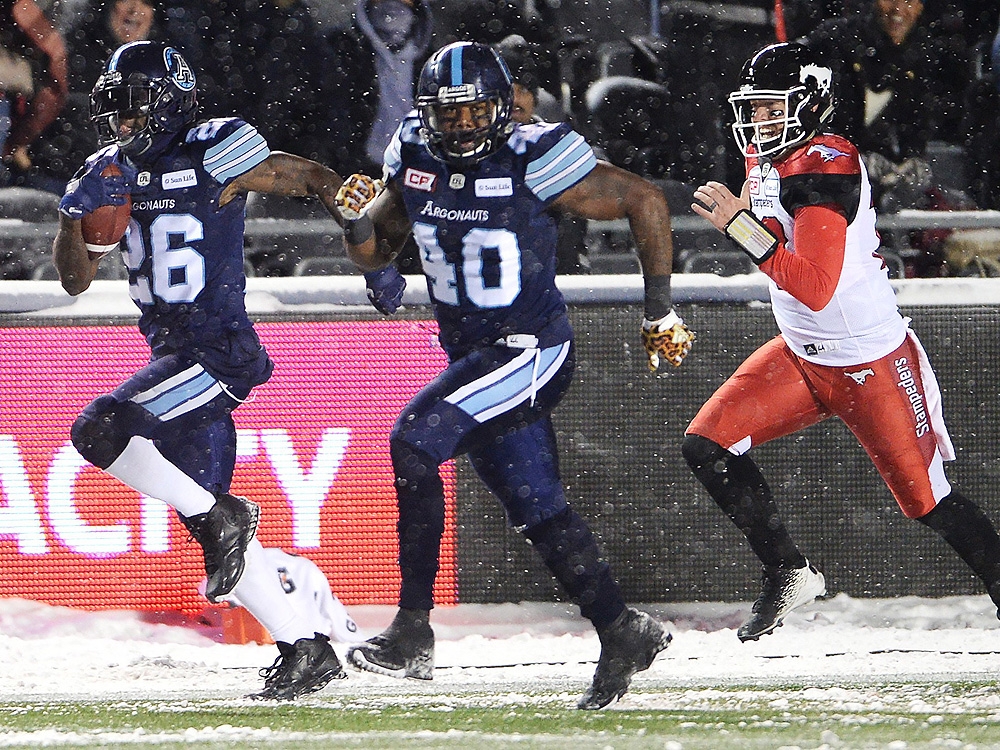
[685,42,1000,643]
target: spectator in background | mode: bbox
[439,0,562,109]
[802,0,971,214]
[963,20,1000,211]
[495,32,560,123]
[497,34,540,123]
[326,0,434,178]
[802,0,979,277]
[35,0,160,189]
[0,0,68,189]
[326,0,433,275]
[64,0,158,92]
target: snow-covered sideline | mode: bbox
[1,593,999,703]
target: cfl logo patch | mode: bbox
[404,168,436,192]
[845,368,875,385]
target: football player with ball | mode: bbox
[53,41,350,700]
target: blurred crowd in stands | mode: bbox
[1,0,1000,279]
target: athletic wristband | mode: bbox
[643,274,672,321]
[724,209,779,264]
[343,214,374,245]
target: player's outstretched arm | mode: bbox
[553,161,673,276]
[219,151,345,220]
[553,161,693,369]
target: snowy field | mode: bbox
[2,593,1000,748]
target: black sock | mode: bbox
[523,507,626,631]
[918,491,1000,611]
[391,441,445,611]
[682,434,806,569]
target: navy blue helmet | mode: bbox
[416,42,514,167]
[90,41,198,158]
[729,42,834,158]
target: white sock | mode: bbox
[231,539,322,644]
[105,436,216,517]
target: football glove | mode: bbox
[335,173,384,220]
[642,310,694,370]
[364,265,406,315]
[58,153,136,219]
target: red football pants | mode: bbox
[686,332,952,518]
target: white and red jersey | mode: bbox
[747,134,907,366]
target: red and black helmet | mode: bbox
[729,42,835,158]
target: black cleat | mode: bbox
[738,560,827,642]
[346,608,434,680]
[180,493,259,602]
[249,633,346,700]
[577,607,671,710]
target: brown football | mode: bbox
[81,163,131,257]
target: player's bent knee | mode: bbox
[389,438,443,496]
[71,397,132,469]
[902,495,939,520]
[681,433,726,471]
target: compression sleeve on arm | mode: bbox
[759,204,847,312]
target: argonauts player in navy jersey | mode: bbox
[336,42,695,710]
[52,41,348,700]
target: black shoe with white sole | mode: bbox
[738,560,827,642]
[179,493,259,602]
[347,607,434,680]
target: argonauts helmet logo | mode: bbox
[164,47,195,91]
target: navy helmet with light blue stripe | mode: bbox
[416,42,514,167]
[90,41,198,158]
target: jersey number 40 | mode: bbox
[413,223,521,308]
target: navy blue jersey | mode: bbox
[384,117,596,359]
[108,118,272,389]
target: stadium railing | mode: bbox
[3,209,1000,280]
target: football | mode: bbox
[81,163,131,257]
